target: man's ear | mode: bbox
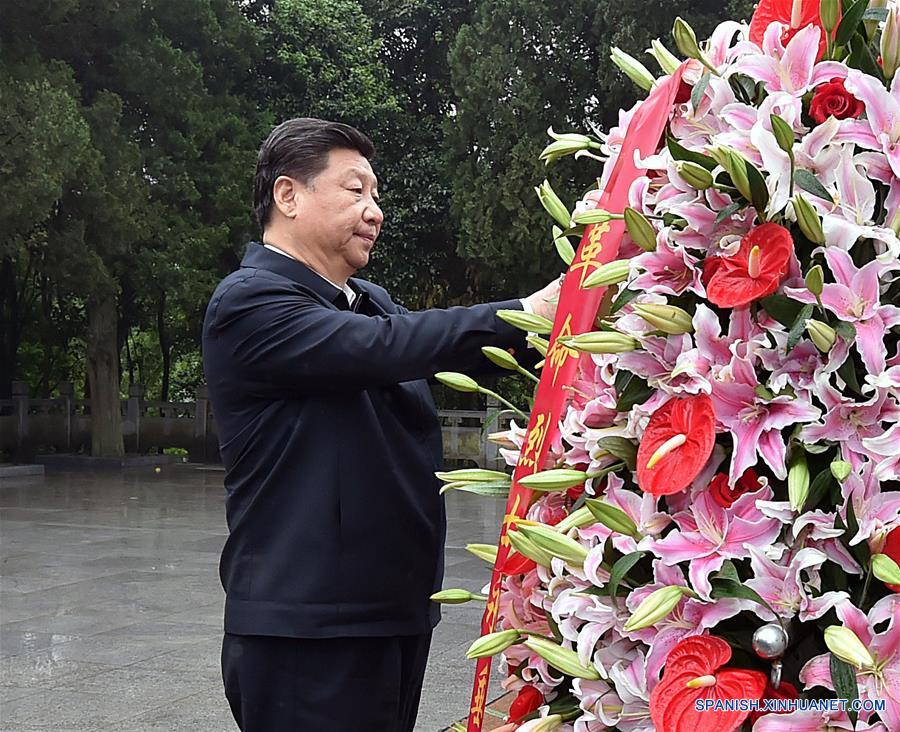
[272,176,301,219]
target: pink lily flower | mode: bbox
[840,69,900,179]
[574,648,653,732]
[863,423,900,481]
[734,23,847,97]
[753,709,888,731]
[644,487,783,600]
[840,461,900,551]
[784,247,900,375]
[799,596,900,730]
[622,560,750,680]
[711,354,821,481]
[792,510,862,575]
[746,545,848,622]
[631,237,703,296]
[615,333,712,397]
[800,373,900,460]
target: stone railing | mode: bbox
[0,382,511,469]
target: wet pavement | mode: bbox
[0,466,506,731]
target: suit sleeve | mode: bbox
[205,275,527,393]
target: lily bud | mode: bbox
[466,629,522,659]
[517,715,563,732]
[560,331,639,354]
[830,460,852,482]
[882,5,900,81]
[725,150,753,203]
[805,264,824,298]
[498,309,554,335]
[552,226,576,265]
[624,585,693,632]
[431,589,484,604]
[794,194,825,245]
[769,114,795,158]
[522,636,601,680]
[535,180,572,228]
[610,47,656,91]
[582,260,631,288]
[540,127,599,165]
[573,208,622,226]
[673,17,703,61]
[632,303,694,335]
[482,346,519,371]
[824,626,876,670]
[507,530,554,568]
[624,207,658,252]
[585,498,640,537]
[873,554,900,586]
[554,506,595,533]
[436,468,511,483]
[436,372,480,393]
[676,161,714,190]
[518,468,589,492]
[648,39,681,75]
[518,523,589,565]
[788,450,810,512]
[820,0,840,34]
[806,319,837,353]
[527,334,550,356]
[466,543,498,564]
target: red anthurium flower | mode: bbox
[507,685,544,723]
[700,255,724,290]
[809,78,865,124]
[707,468,762,508]
[749,680,799,724]
[636,394,717,496]
[706,223,794,309]
[499,548,537,576]
[749,0,837,59]
[881,526,900,592]
[650,636,768,732]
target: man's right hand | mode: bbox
[523,277,562,322]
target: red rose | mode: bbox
[749,0,836,60]
[881,526,900,592]
[706,223,794,308]
[809,78,865,124]
[507,685,544,723]
[650,636,768,732]
[749,681,799,724]
[637,394,717,496]
[707,468,762,508]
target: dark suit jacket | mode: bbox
[202,243,527,638]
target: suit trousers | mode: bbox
[222,631,433,731]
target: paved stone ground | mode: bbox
[0,466,506,731]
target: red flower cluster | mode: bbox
[749,680,799,725]
[636,394,717,496]
[749,0,837,59]
[809,78,865,123]
[650,636,768,732]
[706,223,794,309]
[507,685,543,723]
[882,526,900,592]
[707,468,762,508]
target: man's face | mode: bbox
[291,148,383,277]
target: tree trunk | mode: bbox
[157,291,171,403]
[86,291,124,457]
[0,257,23,399]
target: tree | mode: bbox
[447,0,756,296]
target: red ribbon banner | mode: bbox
[466,66,687,731]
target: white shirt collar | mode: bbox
[263,243,356,306]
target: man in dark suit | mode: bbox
[202,118,559,731]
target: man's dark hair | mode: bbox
[253,118,375,230]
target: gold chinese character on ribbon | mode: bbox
[570,221,612,287]
[545,313,578,386]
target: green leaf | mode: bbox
[837,354,864,396]
[616,375,653,412]
[610,287,641,314]
[845,498,871,566]
[710,579,779,619]
[714,202,743,228]
[608,551,644,603]
[760,294,806,328]
[835,321,857,341]
[835,0,869,47]
[744,158,769,215]
[691,72,711,113]
[440,481,511,497]
[863,7,889,21]
[830,654,859,727]
[803,469,835,513]
[713,560,741,584]
[794,169,834,203]
[848,36,885,82]
[666,134,716,171]
[787,303,816,353]
[597,437,637,471]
